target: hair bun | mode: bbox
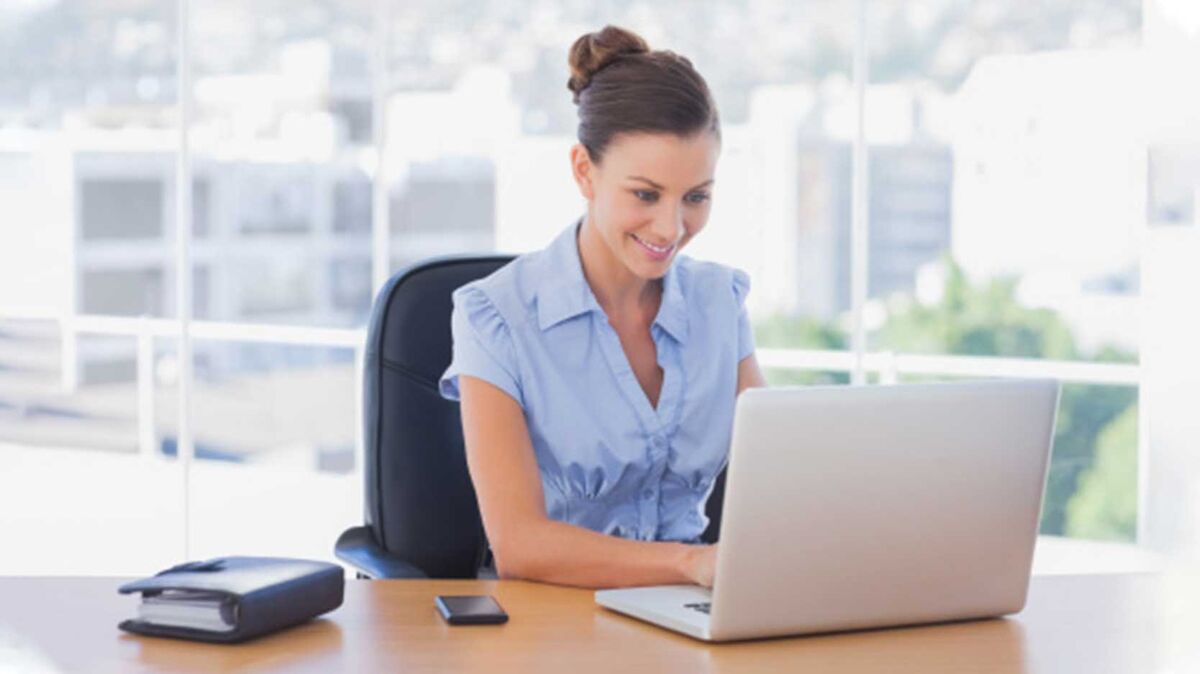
[567,25,650,104]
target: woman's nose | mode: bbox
[651,205,684,243]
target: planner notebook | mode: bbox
[118,556,344,643]
[137,589,238,632]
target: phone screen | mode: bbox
[435,595,508,624]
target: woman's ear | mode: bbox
[569,143,595,201]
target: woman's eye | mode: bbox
[634,190,658,203]
[686,192,711,204]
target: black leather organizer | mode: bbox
[117,556,344,644]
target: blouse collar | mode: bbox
[535,217,689,344]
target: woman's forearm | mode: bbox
[494,517,705,588]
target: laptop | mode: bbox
[595,378,1060,642]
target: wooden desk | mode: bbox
[1,573,1197,673]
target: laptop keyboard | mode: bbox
[683,602,711,615]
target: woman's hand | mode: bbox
[682,544,718,588]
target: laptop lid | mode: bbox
[708,379,1059,641]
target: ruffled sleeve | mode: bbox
[438,285,523,406]
[731,268,756,362]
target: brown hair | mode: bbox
[567,25,720,163]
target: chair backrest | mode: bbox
[361,254,727,578]
[363,255,514,578]
[701,468,725,544]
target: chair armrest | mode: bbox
[335,526,429,579]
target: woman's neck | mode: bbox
[576,213,661,325]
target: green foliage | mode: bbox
[875,257,1078,360]
[1092,344,1138,365]
[1041,385,1137,536]
[755,314,850,386]
[1065,404,1139,541]
[763,368,850,387]
[754,314,846,351]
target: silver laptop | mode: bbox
[595,379,1060,642]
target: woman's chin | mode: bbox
[625,255,673,280]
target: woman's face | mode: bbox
[572,131,720,280]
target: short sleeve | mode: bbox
[438,285,523,406]
[732,268,756,362]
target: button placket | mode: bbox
[589,301,681,544]
[638,447,671,540]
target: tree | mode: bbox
[1064,404,1138,541]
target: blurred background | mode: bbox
[0,0,1197,575]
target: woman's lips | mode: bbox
[631,233,676,261]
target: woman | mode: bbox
[438,25,766,589]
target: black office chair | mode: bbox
[334,254,727,579]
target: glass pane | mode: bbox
[0,1,182,575]
[1,20,183,321]
[182,0,372,569]
[187,342,359,562]
[191,0,375,328]
[0,325,185,574]
[866,0,1143,364]
[1054,384,1139,542]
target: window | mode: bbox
[79,179,164,241]
[2,0,1195,575]
[80,268,165,316]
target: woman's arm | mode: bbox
[458,374,712,589]
[737,352,767,394]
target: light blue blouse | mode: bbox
[439,218,755,543]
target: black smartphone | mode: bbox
[435,595,509,625]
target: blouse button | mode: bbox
[651,436,665,449]
[641,489,654,501]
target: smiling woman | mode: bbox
[436,24,767,590]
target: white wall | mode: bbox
[1142,227,1200,559]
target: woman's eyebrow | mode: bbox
[627,175,715,191]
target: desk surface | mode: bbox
[2,573,1198,674]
